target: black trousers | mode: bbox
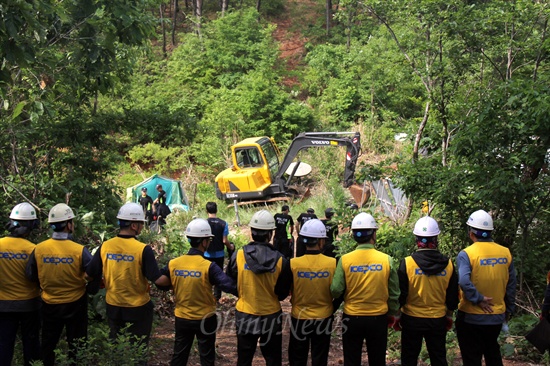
[41,295,88,366]
[288,317,333,366]
[171,315,217,366]
[206,256,224,300]
[236,312,283,366]
[107,308,153,347]
[296,236,306,257]
[400,314,448,366]
[342,313,387,366]
[274,237,292,259]
[455,312,503,366]
[0,310,41,366]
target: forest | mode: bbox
[1,0,550,363]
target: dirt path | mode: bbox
[271,0,323,88]
[149,295,538,365]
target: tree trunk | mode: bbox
[326,0,332,36]
[195,0,203,35]
[160,4,167,58]
[172,0,178,46]
[221,0,229,15]
[413,101,430,163]
[256,0,261,12]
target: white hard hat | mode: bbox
[117,203,145,222]
[48,203,75,223]
[466,210,494,230]
[249,210,276,230]
[186,218,214,238]
[300,219,327,238]
[351,212,378,230]
[413,216,441,236]
[10,203,37,220]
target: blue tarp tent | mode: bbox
[126,174,189,212]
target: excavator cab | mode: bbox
[215,132,368,205]
[216,137,282,201]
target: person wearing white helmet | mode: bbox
[456,209,516,366]
[26,203,95,366]
[397,216,459,366]
[288,219,337,366]
[155,218,237,365]
[227,209,292,366]
[86,202,164,364]
[330,212,400,366]
[0,203,41,366]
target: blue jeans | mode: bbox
[0,310,40,366]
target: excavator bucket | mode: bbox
[348,183,370,208]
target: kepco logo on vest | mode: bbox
[480,257,508,267]
[297,271,330,280]
[0,252,29,260]
[43,256,74,265]
[415,268,447,276]
[106,253,135,262]
[350,264,383,273]
[174,270,202,278]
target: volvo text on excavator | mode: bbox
[215,132,367,205]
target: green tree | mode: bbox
[0,0,160,222]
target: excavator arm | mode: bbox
[272,132,361,190]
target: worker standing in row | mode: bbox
[273,205,294,259]
[86,203,165,365]
[227,209,292,366]
[289,219,336,366]
[138,187,154,225]
[295,208,317,257]
[0,203,41,366]
[26,203,94,366]
[456,210,516,366]
[320,207,338,258]
[397,216,459,366]
[156,218,237,366]
[331,212,400,366]
[204,201,234,302]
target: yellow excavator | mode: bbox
[215,132,369,205]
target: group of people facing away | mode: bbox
[0,199,534,366]
[138,184,171,226]
[273,205,339,259]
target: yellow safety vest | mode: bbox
[0,237,40,301]
[458,242,511,315]
[169,255,216,320]
[341,248,391,316]
[34,238,86,304]
[101,237,150,307]
[235,248,283,315]
[290,253,336,319]
[401,256,453,318]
